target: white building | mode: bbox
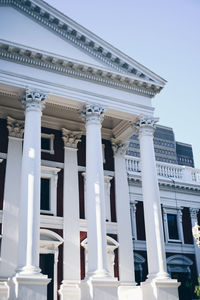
[0,0,199,299]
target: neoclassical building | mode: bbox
[0,0,199,300]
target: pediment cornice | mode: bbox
[0,40,162,97]
[0,0,166,88]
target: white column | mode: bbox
[0,117,23,278]
[13,89,50,300]
[130,201,138,241]
[104,176,112,222]
[190,208,200,277]
[137,117,179,300]
[59,129,82,300]
[112,140,135,284]
[136,117,169,281]
[81,104,109,278]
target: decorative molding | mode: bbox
[62,128,82,149]
[21,88,48,111]
[135,116,159,136]
[0,42,159,97]
[190,208,199,219]
[81,103,105,124]
[7,116,24,138]
[111,139,129,156]
[0,0,166,87]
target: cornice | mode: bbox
[128,175,200,191]
[0,41,161,97]
[0,0,166,87]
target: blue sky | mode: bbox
[45,0,200,168]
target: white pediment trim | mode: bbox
[0,40,161,97]
[0,0,166,87]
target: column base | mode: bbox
[59,280,81,300]
[0,279,9,300]
[11,273,50,300]
[141,278,180,300]
[81,277,119,300]
[118,282,142,300]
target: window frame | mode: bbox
[163,207,184,244]
[41,133,55,155]
[40,166,61,216]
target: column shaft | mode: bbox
[112,141,135,283]
[137,117,168,280]
[82,104,108,278]
[17,90,47,274]
[0,117,23,277]
[59,129,82,299]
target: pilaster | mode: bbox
[130,201,138,241]
[59,128,82,300]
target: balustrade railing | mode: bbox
[125,155,200,184]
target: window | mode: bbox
[40,166,61,215]
[41,133,54,154]
[40,178,50,211]
[163,207,184,243]
[167,214,179,240]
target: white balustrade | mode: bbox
[125,155,200,184]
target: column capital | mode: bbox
[81,103,106,124]
[20,89,48,112]
[190,208,199,219]
[111,139,128,157]
[135,116,159,137]
[62,128,82,149]
[7,116,24,139]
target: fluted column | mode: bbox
[59,129,82,300]
[136,117,169,281]
[112,140,135,284]
[0,117,23,278]
[81,104,109,278]
[190,208,200,277]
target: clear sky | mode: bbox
[45,0,200,168]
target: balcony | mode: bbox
[126,155,200,186]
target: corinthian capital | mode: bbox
[7,116,24,139]
[111,139,128,156]
[81,104,106,124]
[135,116,159,136]
[21,89,48,112]
[62,128,82,149]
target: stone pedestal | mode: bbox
[59,280,81,300]
[0,281,9,300]
[118,284,142,300]
[141,279,180,300]
[81,278,119,300]
[13,274,50,300]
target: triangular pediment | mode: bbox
[0,0,166,88]
[0,5,110,70]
